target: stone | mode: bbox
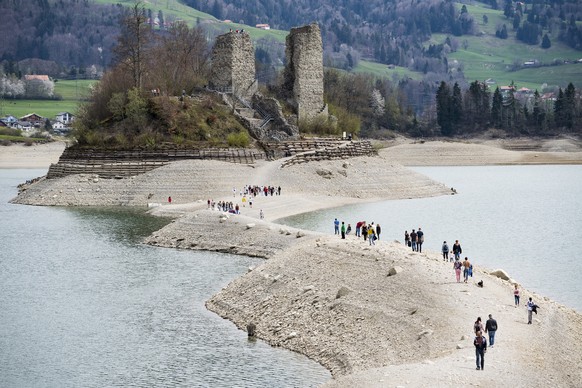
[336,286,352,299]
[490,269,510,281]
[246,223,255,229]
[296,231,306,238]
[388,266,403,276]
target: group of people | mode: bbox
[404,228,424,252]
[237,185,282,197]
[333,219,381,245]
[472,314,498,370]
[208,199,240,214]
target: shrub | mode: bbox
[226,131,250,147]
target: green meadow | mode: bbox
[1,79,94,119]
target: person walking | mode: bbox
[410,229,417,251]
[442,241,450,261]
[452,240,462,261]
[376,224,381,240]
[463,257,471,283]
[362,223,368,241]
[346,224,352,235]
[416,227,424,252]
[404,230,410,247]
[453,259,462,283]
[527,297,535,324]
[485,314,498,347]
[356,221,363,237]
[168,196,172,204]
[341,221,346,239]
[514,284,520,307]
[474,317,484,334]
[334,218,340,235]
[473,330,487,370]
[368,225,376,245]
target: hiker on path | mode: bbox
[334,218,340,235]
[463,257,471,283]
[416,227,424,252]
[474,317,484,334]
[410,229,417,251]
[368,225,376,245]
[376,224,381,240]
[442,241,450,261]
[474,330,487,370]
[404,230,410,247]
[362,224,368,241]
[527,297,536,324]
[452,240,462,261]
[341,222,346,239]
[514,284,521,307]
[453,259,462,282]
[346,224,352,235]
[485,314,498,347]
[356,221,363,237]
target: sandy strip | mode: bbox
[0,141,66,169]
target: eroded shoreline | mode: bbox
[7,139,582,386]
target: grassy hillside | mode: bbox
[1,80,95,119]
[433,2,582,89]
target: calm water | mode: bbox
[0,169,330,387]
[280,165,582,313]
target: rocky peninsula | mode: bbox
[6,139,582,387]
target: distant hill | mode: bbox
[1,0,581,90]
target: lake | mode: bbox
[0,169,330,388]
[280,165,582,313]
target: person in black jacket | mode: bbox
[485,314,498,347]
[474,330,487,370]
[452,240,462,261]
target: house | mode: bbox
[255,24,270,30]
[24,74,50,81]
[52,121,66,130]
[0,115,18,127]
[20,113,44,123]
[56,112,75,125]
[16,121,34,131]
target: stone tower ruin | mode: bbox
[209,32,257,97]
[284,23,328,123]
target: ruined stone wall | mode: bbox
[284,23,327,123]
[209,32,256,97]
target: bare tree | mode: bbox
[113,1,152,89]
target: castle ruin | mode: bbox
[209,32,257,97]
[284,23,328,124]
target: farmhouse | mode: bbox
[24,75,50,81]
[20,113,44,123]
[255,24,270,30]
[56,112,75,125]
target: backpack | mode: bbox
[474,322,481,332]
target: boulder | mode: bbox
[246,223,255,229]
[490,269,510,281]
[336,286,352,299]
[388,266,403,276]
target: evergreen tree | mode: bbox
[451,82,463,131]
[541,33,551,49]
[554,88,565,128]
[491,87,503,127]
[436,81,453,136]
[563,83,576,129]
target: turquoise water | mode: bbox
[0,169,330,387]
[280,165,582,313]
